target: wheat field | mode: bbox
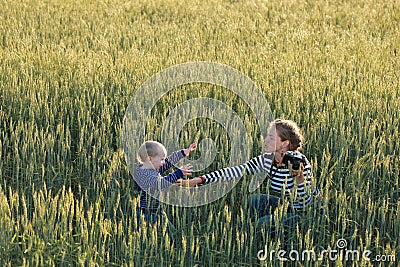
[0,0,399,266]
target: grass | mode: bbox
[0,0,399,266]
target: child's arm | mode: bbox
[136,168,184,192]
[158,150,185,174]
[154,164,193,190]
[159,143,197,174]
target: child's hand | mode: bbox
[180,163,193,176]
[183,143,197,157]
[175,177,202,187]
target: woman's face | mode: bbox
[264,127,285,153]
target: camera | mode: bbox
[282,151,306,171]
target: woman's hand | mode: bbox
[175,177,202,187]
[290,162,304,184]
[183,143,197,157]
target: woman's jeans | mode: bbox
[249,194,301,235]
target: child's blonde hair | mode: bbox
[137,141,167,163]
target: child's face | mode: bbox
[149,150,166,170]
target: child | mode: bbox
[135,140,196,235]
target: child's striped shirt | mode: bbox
[135,150,185,210]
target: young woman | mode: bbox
[184,119,320,231]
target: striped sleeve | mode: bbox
[159,150,185,174]
[159,169,184,188]
[203,154,269,184]
[135,167,184,192]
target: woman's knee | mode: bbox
[249,194,269,208]
[249,194,260,209]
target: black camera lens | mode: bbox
[291,160,301,170]
[282,151,302,171]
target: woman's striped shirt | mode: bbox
[202,152,319,210]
